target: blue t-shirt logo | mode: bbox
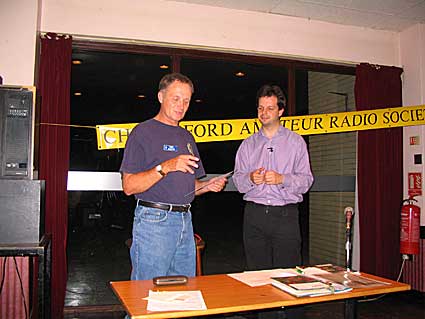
[163,144,178,152]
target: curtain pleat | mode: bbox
[38,33,72,319]
[355,63,403,279]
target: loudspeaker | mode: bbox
[0,85,36,179]
[0,179,45,244]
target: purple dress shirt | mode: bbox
[233,125,314,206]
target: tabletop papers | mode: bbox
[271,275,352,297]
[227,264,389,295]
[228,268,297,287]
[144,290,207,312]
[296,264,389,289]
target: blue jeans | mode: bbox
[130,205,196,280]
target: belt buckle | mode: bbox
[177,203,191,212]
[162,202,191,212]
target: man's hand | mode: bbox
[204,176,227,192]
[264,170,284,185]
[163,155,199,174]
[122,155,200,196]
[250,168,265,185]
[194,176,228,196]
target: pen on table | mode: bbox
[327,282,335,293]
[295,266,304,274]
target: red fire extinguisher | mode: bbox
[400,196,420,255]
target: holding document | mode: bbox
[120,73,227,282]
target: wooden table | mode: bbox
[111,273,410,319]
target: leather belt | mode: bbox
[248,201,298,208]
[137,200,191,212]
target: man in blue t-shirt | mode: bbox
[120,73,227,280]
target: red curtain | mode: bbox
[355,63,403,280]
[38,33,72,319]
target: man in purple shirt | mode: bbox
[120,73,227,281]
[233,84,313,319]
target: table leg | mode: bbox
[38,246,45,319]
[45,240,52,319]
[38,235,52,319]
[344,299,357,319]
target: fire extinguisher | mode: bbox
[400,196,420,255]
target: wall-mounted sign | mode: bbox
[408,172,422,197]
[410,136,420,145]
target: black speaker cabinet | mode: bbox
[0,85,36,179]
[0,179,45,244]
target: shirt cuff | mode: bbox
[282,174,291,187]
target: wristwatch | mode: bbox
[155,164,166,177]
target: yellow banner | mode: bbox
[96,105,425,150]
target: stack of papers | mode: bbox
[227,264,361,298]
[271,275,351,297]
[313,271,390,289]
[228,264,389,298]
[299,264,389,289]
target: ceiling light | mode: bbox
[72,59,83,65]
[195,99,202,103]
[137,94,146,98]
[159,64,169,69]
[74,92,82,96]
[235,71,245,77]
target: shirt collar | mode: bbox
[259,125,285,139]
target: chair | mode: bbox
[194,233,205,276]
[125,233,206,276]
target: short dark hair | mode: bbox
[256,84,286,110]
[158,73,194,93]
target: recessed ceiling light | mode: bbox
[137,94,146,98]
[74,92,82,96]
[159,64,169,69]
[195,99,202,103]
[72,59,83,65]
[235,71,245,77]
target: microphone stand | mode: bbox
[344,207,354,272]
[343,207,356,319]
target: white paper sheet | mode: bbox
[228,269,296,287]
[144,290,207,312]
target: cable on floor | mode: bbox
[396,255,408,282]
[66,288,93,295]
[358,254,407,303]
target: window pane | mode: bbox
[70,51,171,171]
[68,50,172,306]
[302,70,356,266]
[181,58,288,172]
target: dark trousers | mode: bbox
[243,201,304,319]
[244,201,301,269]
